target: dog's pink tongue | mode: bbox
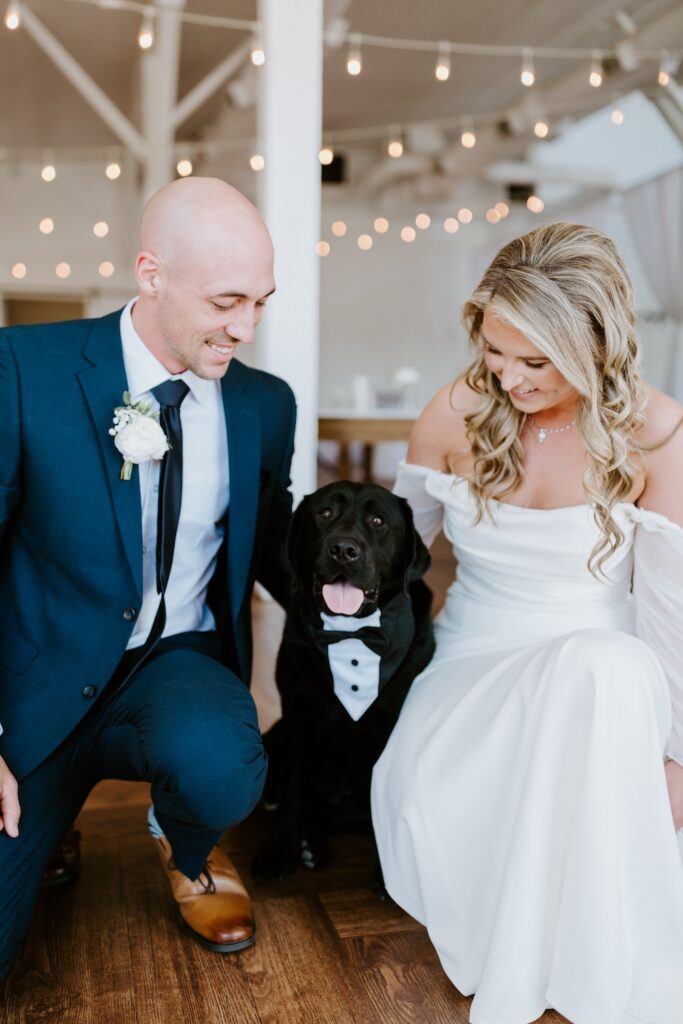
[322,582,365,615]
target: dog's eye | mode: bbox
[370,515,385,527]
[318,507,334,520]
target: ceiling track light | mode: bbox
[435,42,451,82]
[658,51,674,86]
[520,48,535,87]
[589,50,603,87]
[346,34,362,76]
[250,28,265,66]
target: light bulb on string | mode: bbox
[331,221,347,237]
[495,202,509,218]
[137,10,154,50]
[520,49,535,87]
[589,51,603,87]
[444,218,459,234]
[41,162,56,182]
[4,3,20,30]
[374,217,389,234]
[658,53,673,86]
[461,129,476,149]
[435,43,451,82]
[534,120,549,138]
[486,209,501,224]
[250,154,265,172]
[415,213,431,230]
[527,195,544,213]
[315,241,330,257]
[611,106,624,125]
[346,34,362,76]
[250,29,265,67]
[319,147,334,165]
[11,262,26,279]
[176,158,193,177]
[99,261,115,278]
[357,234,373,251]
[105,161,121,180]
[457,208,472,224]
[387,131,403,158]
[39,217,54,234]
[55,262,71,279]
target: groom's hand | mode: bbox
[0,755,20,837]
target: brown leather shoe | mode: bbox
[41,828,81,887]
[154,835,255,952]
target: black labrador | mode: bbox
[251,481,435,885]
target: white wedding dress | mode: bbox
[371,461,683,1024]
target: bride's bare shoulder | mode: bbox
[637,384,683,524]
[406,376,483,471]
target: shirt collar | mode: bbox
[119,298,209,405]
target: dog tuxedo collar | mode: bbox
[311,592,415,721]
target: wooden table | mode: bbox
[318,409,418,481]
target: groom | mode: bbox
[0,177,295,974]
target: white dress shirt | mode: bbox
[321,608,383,720]
[119,300,230,648]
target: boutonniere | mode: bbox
[109,391,169,480]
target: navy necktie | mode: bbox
[151,379,190,595]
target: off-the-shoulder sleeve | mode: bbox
[629,507,683,766]
[393,460,444,548]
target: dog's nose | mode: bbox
[328,540,361,563]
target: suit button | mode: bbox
[82,685,97,699]
[123,607,137,621]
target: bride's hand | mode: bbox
[665,759,683,832]
[0,755,20,837]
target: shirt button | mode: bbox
[123,607,137,621]
[351,684,359,692]
[351,659,359,666]
[82,685,97,699]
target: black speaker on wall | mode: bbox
[507,182,535,203]
[322,153,346,184]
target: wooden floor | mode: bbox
[1,499,570,1024]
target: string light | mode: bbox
[315,241,330,257]
[55,262,71,279]
[105,161,121,180]
[611,107,624,125]
[527,195,544,213]
[346,34,362,76]
[4,3,20,30]
[11,262,26,279]
[486,209,501,224]
[444,217,459,233]
[39,218,54,234]
[495,202,509,218]
[534,120,549,138]
[319,147,334,165]
[249,154,265,171]
[461,129,476,149]
[520,49,535,87]
[331,220,347,237]
[415,213,431,229]
[98,261,115,278]
[658,53,673,86]
[400,226,416,243]
[388,136,404,158]
[41,163,56,182]
[374,217,389,233]
[435,43,451,82]
[589,51,603,87]
[250,29,265,66]
[176,158,193,177]
[93,221,109,238]
[357,234,373,250]
[137,10,154,50]
[457,208,472,223]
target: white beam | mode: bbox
[18,3,148,163]
[173,40,250,130]
[256,0,323,499]
[141,0,184,198]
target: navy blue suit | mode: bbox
[0,309,296,974]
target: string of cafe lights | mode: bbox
[7,214,118,281]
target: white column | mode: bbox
[141,0,185,200]
[256,0,323,500]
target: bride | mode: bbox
[371,222,683,1024]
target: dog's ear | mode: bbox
[397,496,431,587]
[281,494,312,588]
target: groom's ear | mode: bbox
[135,251,161,297]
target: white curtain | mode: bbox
[623,167,683,402]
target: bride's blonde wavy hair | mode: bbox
[457,221,645,576]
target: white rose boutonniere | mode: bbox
[109,391,170,480]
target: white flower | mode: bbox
[109,393,169,480]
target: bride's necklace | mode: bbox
[529,415,576,444]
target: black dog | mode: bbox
[251,481,435,885]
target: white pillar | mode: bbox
[256,0,323,500]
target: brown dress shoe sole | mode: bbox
[41,866,81,888]
[177,911,256,953]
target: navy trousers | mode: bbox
[0,632,267,977]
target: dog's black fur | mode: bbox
[251,481,435,885]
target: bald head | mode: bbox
[140,177,272,272]
[132,177,276,380]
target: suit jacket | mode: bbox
[0,309,296,781]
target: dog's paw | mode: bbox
[250,846,300,882]
[299,835,330,871]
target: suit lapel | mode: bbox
[222,362,261,618]
[77,310,143,596]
